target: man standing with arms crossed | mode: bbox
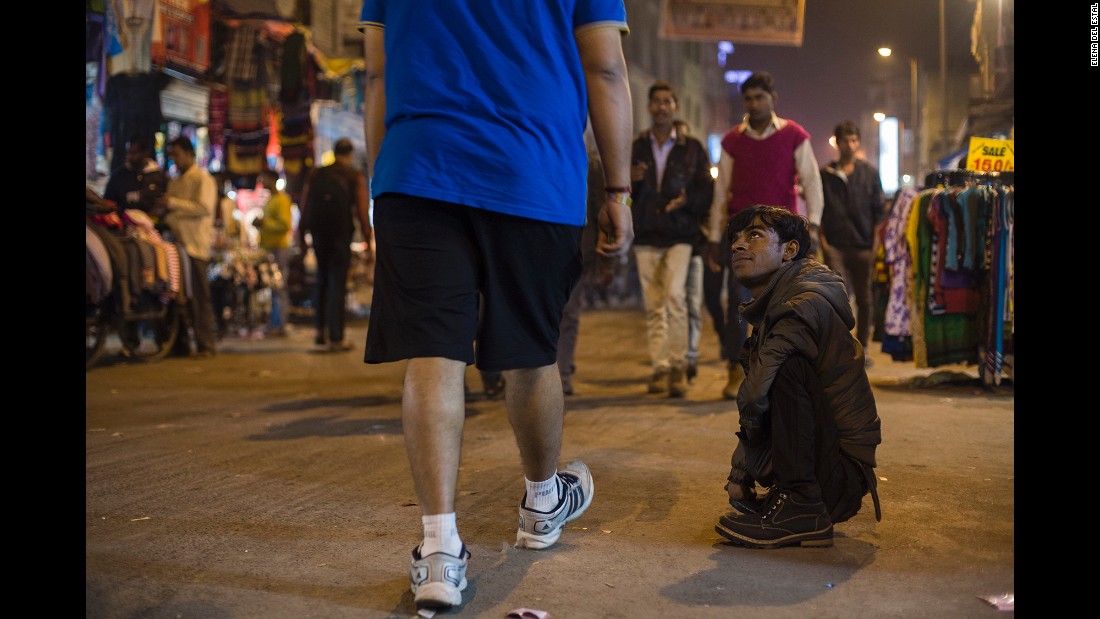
[359,1,634,610]
[705,71,824,400]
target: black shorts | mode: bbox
[364,193,583,372]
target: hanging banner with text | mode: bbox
[151,0,211,73]
[658,0,806,46]
[965,136,1014,172]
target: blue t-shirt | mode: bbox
[358,0,628,226]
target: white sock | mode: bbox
[420,513,463,557]
[524,475,563,512]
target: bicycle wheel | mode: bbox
[86,304,109,371]
[121,301,180,363]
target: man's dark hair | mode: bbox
[126,135,150,153]
[834,120,861,140]
[168,136,195,156]
[334,138,354,155]
[726,204,810,260]
[740,71,775,95]
[648,80,677,103]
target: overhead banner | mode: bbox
[151,0,211,73]
[659,0,806,46]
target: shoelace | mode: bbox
[762,493,787,520]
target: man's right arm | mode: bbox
[362,24,386,182]
[577,26,634,258]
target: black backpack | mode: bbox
[304,165,354,238]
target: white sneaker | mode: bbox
[515,460,594,550]
[409,544,470,608]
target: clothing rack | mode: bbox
[924,168,1014,190]
[878,171,1014,387]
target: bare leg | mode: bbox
[402,357,468,515]
[503,364,564,482]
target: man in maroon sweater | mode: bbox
[704,71,824,400]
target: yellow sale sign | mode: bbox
[966,137,1014,172]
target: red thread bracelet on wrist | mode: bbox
[604,186,632,195]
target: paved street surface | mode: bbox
[86,307,1014,618]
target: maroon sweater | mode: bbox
[721,120,810,216]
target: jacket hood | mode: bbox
[740,258,855,329]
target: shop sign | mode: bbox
[659,0,806,47]
[161,79,210,125]
[965,136,1014,172]
[151,0,211,73]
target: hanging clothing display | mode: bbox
[877,171,1014,385]
[104,71,167,173]
[225,22,270,178]
[106,0,159,76]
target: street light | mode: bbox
[877,47,921,184]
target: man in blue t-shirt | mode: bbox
[359,0,634,609]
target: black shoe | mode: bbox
[715,490,833,549]
[686,360,698,382]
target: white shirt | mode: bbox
[649,126,678,193]
[164,163,217,261]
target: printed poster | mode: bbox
[659,0,807,46]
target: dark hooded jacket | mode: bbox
[735,258,881,468]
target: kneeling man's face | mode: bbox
[729,218,797,286]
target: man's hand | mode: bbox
[596,199,634,257]
[664,188,687,213]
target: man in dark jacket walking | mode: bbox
[819,120,885,352]
[714,205,882,549]
[629,81,714,397]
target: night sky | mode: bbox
[710,0,980,167]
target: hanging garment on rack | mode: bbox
[87,226,113,304]
[982,184,1013,386]
[915,189,980,368]
[104,72,166,173]
[881,186,919,361]
[884,170,1014,379]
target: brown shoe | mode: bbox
[723,364,746,400]
[668,366,688,398]
[328,340,353,352]
[647,368,670,394]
